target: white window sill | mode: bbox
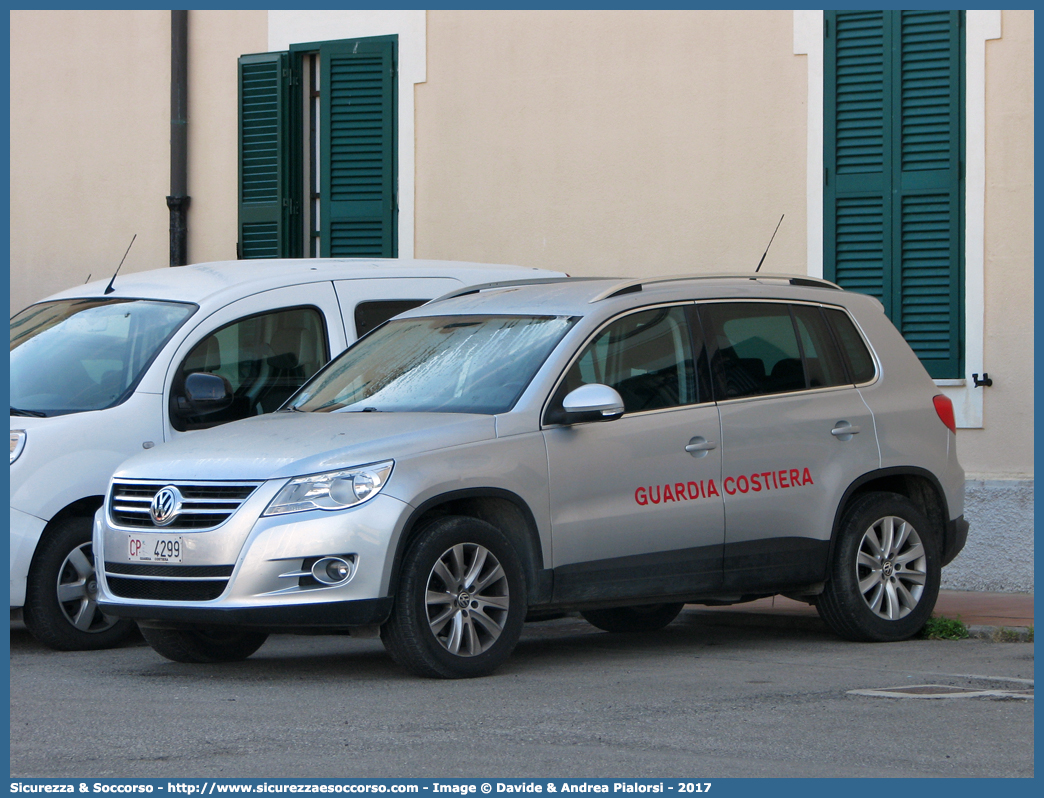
[935,379,982,429]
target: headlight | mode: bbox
[10,430,25,464]
[263,460,393,516]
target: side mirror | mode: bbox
[175,372,234,418]
[547,384,625,425]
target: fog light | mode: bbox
[311,557,354,585]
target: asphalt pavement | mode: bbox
[9,598,1034,779]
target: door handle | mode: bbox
[685,436,717,458]
[831,422,861,440]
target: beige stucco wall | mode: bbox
[185,11,267,268]
[956,9,1034,478]
[10,10,169,314]
[9,10,265,314]
[415,10,808,279]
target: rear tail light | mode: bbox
[933,394,956,434]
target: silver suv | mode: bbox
[96,274,968,678]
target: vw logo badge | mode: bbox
[150,486,184,527]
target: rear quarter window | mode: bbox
[354,300,429,337]
[823,307,877,383]
[791,304,850,389]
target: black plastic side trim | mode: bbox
[553,544,723,604]
[721,537,829,591]
[942,515,969,566]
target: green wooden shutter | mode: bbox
[825,11,964,378]
[895,12,963,377]
[825,11,890,305]
[319,38,397,258]
[238,52,292,259]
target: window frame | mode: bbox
[797,10,998,426]
[238,35,398,260]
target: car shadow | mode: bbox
[11,609,836,681]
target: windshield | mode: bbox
[291,315,575,415]
[11,298,196,416]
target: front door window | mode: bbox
[170,306,328,430]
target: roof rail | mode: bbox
[427,276,608,305]
[588,273,842,303]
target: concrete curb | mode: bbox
[685,610,1034,642]
[967,624,1034,642]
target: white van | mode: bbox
[9,258,563,650]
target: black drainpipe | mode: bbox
[167,10,190,266]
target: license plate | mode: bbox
[127,534,184,563]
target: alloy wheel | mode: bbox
[424,543,510,657]
[856,515,927,621]
[56,542,119,633]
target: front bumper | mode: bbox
[101,595,394,630]
[95,483,410,629]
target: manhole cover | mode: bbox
[848,683,1034,700]
[894,685,981,695]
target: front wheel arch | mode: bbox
[389,489,548,604]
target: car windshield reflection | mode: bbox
[10,298,196,416]
[290,315,575,415]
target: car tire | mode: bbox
[381,516,527,678]
[139,625,269,663]
[580,603,685,633]
[817,492,940,642]
[23,516,137,651]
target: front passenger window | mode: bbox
[554,306,697,414]
[171,306,328,430]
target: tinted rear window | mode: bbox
[791,304,850,389]
[823,308,876,383]
[354,300,429,337]
[699,303,805,399]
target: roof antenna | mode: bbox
[104,234,137,295]
[754,214,784,273]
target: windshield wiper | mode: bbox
[11,407,47,418]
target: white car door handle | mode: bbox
[685,437,717,457]
[831,423,861,437]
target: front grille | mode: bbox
[107,576,227,602]
[109,479,260,530]
[104,561,234,602]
